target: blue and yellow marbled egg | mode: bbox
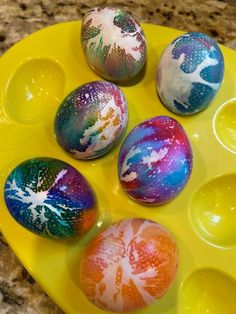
[4,158,97,239]
[156,32,224,115]
[54,81,128,160]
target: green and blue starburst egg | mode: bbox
[4,158,97,239]
[156,32,224,115]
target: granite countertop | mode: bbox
[0,0,235,313]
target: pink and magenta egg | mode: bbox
[118,116,193,205]
[80,218,179,312]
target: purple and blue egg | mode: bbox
[118,116,193,205]
[55,81,128,159]
[156,32,224,115]
[4,158,97,239]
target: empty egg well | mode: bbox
[190,173,236,248]
[213,99,236,154]
[179,268,236,314]
[5,58,65,124]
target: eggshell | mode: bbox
[80,218,179,312]
[81,6,147,82]
[156,32,224,115]
[4,158,97,239]
[54,81,128,160]
[118,116,193,205]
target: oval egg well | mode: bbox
[5,58,65,124]
[214,99,236,154]
[190,173,236,248]
[179,268,236,314]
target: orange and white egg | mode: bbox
[80,218,179,312]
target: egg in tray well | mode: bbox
[0,12,235,314]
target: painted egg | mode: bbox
[80,218,179,312]
[81,6,147,82]
[4,158,97,239]
[156,32,224,115]
[118,116,193,205]
[54,81,128,159]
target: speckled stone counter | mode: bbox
[0,0,235,313]
[0,0,236,55]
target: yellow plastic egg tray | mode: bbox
[0,21,236,314]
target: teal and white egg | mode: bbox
[81,6,147,82]
[156,32,224,115]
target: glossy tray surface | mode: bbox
[0,21,236,314]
